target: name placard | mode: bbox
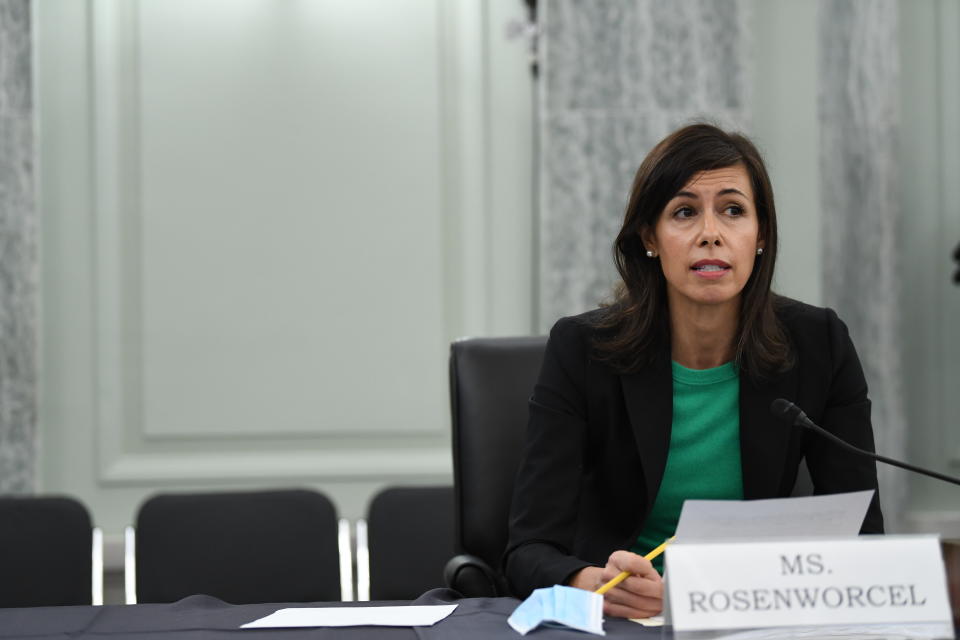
[666,535,953,634]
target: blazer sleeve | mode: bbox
[502,317,595,597]
[803,307,885,533]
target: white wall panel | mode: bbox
[900,0,960,535]
[90,1,447,444]
[749,0,821,306]
[37,0,535,536]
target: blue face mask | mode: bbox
[507,584,605,636]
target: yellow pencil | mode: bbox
[594,536,675,595]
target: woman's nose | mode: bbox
[698,211,721,246]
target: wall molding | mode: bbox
[100,447,451,485]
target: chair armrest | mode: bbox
[443,554,501,597]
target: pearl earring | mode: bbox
[646,250,657,258]
[756,248,764,255]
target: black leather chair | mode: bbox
[443,335,810,599]
[0,495,99,607]
[131,488,343,604]
[444,336,547,597]
[359,486,455,600]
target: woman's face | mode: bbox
[642,163,762,311]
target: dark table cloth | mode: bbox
[0,589,661,639]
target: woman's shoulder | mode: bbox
[773,295,854,354]
[774,295,843,328]
[549,308,606,333]
[546,308,615,345]
[543,308,621,366]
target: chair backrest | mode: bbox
[365,485,455,600]
[134,488,341,604]
[0,495,94,607]
[791,458,814,497]
[448,336,547,593]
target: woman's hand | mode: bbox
[568,550,663,619]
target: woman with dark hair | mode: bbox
[503,123,884,619]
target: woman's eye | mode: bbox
[724,205,744,216]
[674,206,696,219]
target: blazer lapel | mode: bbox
[739,364,800,499]
[620,354,673,521]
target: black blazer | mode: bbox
[503,297,884,598]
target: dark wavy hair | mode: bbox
[592,123,792,378]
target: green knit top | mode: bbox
[631,361,744,573]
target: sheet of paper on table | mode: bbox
[674,490,873,542]
[241,604,458,629]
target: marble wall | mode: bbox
[538,0,753,328]
[0,0,36,493]
[539,0,906,524]
[819,0,905,524]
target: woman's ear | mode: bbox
[640,227,657,255]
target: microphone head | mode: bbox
[770,398,802,424]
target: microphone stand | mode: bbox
[771,399,960,487]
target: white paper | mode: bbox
[674,490,874,542]
[240,604,458,629]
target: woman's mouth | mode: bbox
[691,260,731,278]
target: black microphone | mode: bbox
[770,398,960,487]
